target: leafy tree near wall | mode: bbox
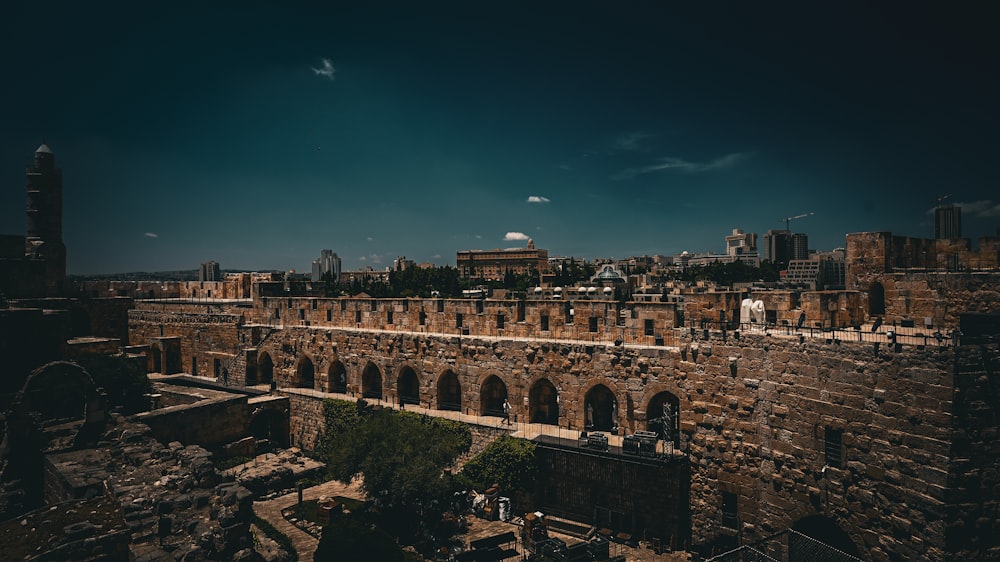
[459,435,537,495]
[314,399,472,536]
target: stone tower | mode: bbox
[25,143,66,296]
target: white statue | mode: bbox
[751,300,765,324]
[740,298,754,324]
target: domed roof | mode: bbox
[596,266,622,280]
[35,143,53,154]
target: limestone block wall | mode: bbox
[137,395,251,451]
[129,307,244,377]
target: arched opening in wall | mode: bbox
[20,361,94,424]
[397,366,420,405]
[529,378,559,425]
[362,362,382,400]
[249,409,290,449]
[258,352,274,386]
[295,356,315,389]
[584,384,618,432]
[868,282,886,316]
[646,391,681,449]
[328,361,347,393]
[790,515,861,560]
[480,375,507,418]
[437,370,461,411]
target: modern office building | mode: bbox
[934,204,962,239]
[310,249,342,282]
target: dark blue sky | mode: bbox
[2,2,998,274]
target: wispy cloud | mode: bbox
[311,58,335,80]
[613,131,654,151]
[504,231,529,241]
[527,195,550,204]
[958,200,1000,217]
[144,232,158,238]
[614,152,748,180]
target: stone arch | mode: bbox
[18,361,96,423]
[361,361,382,399]
[294,355,316,389]
[327,360,347,393]
[397,365,420,405]
[249,408,290,449]
[791,515,861,559]
[436,369,462,411]
[584,383,618,432]
[257,350,274,386]
[868,281,886,316]
[529,378,559,425]
[480,374,508,418]
[646,391,681,448]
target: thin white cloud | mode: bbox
[613,131,654,151]
[311,58,335,80]
[958,200,1000,217]
[431,254,441,259]
[527,195,550,204]
[504,232,529,241]
[366,236,374,241]
[144,232,158,238]
[615,152,748,180]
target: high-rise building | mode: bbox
[763,229,791,267]
[311,249,341,282]
[934,204,961,239]
[199,260,220,281]
[725,228,757,256]
[791,233,809,260]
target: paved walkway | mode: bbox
[253,477,366,562]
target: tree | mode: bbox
[460,435,536,494]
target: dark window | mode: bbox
[326,309,332,322]
[299,309,305,320]
[419,310,427,325]
[517,301,526,322]
[403,300,409,312]
[191,356,198,376]
[721,491,738,530]
[824,427,843,468]
[565,303,573,324]
[437,300,445,313]
[312,300,318,310]
[541,314,550,331]
[589,316,599,333]
[371,300,377,311]
[355,309,362,323]
[387,309,394,324]
[476,300,484,314]
[456,313,464,329]
[287,298,293,308]
[644,319,655,336]
[497,313,505,330]
[340,300,347,311]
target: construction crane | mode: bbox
[779,212,814,231]
[933,194,952,207]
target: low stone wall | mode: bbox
[137,395,250,451]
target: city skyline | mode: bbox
[1,2,998,274]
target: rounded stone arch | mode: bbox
[791,515,862,559]
[257,350,274,386]
[294,354,316,390]
[361,361,383,400]
[646,390,681,448]
[584,383,619,432]
[868,281,886,316]
[396,364,421,405]
[528,377,559,425]
[327,359,347,393]
[436,369,462,412]
[479,374,508,418]
[18,361,96,422]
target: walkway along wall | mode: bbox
[125,296,999,560]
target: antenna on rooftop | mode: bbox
[933,194,952,207]
[779,212,814,231]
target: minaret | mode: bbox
[25,143,66,296]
